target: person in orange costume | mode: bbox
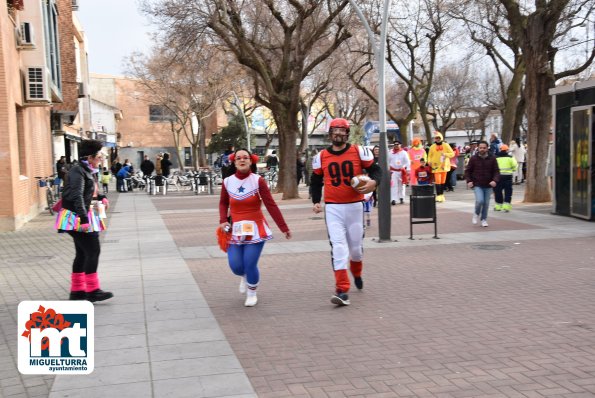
[427,131,455,202]
[408,137,427,185]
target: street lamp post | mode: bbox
[347,0,393,242]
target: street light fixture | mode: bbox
[347,0,393,242]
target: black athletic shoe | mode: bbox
[331,292,350,306]
[69,291,86,300]
[399,198,404,204]
[86,289,114,302]
[391,200,396,206]
[354,277,363,290]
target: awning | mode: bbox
[64,133,82,143]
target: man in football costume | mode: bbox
[310,118,382,306]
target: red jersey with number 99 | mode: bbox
[312,144,374,204]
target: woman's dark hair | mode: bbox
[79,139,103,158]
[224,148,257,177]
[372,145,380,157]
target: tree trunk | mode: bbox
[299,104,309,152]
[512,92,526,141]
[500,57,525,145]
[199,126,207,167]
[191,144,198,171]
[522,61,552,203]
[272,107,299,199]
[418,105,433,142]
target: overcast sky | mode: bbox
[77,0,155,76]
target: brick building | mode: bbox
[0,0,90,231]
[91,74,224,170]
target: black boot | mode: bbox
[86,289,114,302]
[69,291,86,300]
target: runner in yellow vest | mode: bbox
[494,144,518,212]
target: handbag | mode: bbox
[51,199,63,212]
[54,208,106,232]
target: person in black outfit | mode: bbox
[161,153,173,177]
[266,150,279,170]
[371,146,380,206]
[59,140,113,302]
[140,155,155,176]
[296,151,305,186]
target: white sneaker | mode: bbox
[481,220,488,227]
[244,294,257,307]
[472,214,479,225]
[238,277,246,294]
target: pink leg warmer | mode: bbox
[71,272,85,292]
[85,273,100,292]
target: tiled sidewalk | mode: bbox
[2,183,595,398]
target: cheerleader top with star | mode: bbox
[219,171,289,244]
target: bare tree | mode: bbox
[143,0,353,199]
[385,0,452,142]
[451,0,526,145]
[126,43,233,170]
[428,63,479,135]
[496,0,595,202]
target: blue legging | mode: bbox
[227,242,265,287]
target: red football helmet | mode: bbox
[329,118,350,134]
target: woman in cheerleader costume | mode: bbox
[218,149,292,307]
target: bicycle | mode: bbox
[35,175,57,215]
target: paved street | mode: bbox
[1,183,595,397]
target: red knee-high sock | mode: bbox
[71,272,85,292]
[85,273,100,292]
[350,261,363,278]
[334,269,350,293]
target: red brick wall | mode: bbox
[0,6,53,231]
[52,0,78,112]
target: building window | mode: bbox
[149,105,175,122]
[42,0,61,92]
[16,106,27,176]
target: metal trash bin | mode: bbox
[412,184,434,196]
[409,184,438,239]
[411,196,435,218]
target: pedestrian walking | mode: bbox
[494,144,517,212]
[414,158,433,185]
[428,131,455,203]
[219,149,292,307]
[55,139,113,302]
[310,118,381,306]
[465,140,500,227]
[101,167,110,195]
[371,146,380,206]
[489,133,502,156]
[508,139,526,184]
[296,151,305,186]
[408,138,427,185]
[389,140,410,205]
[55,156,67,193]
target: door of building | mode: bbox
[570,106,593,220]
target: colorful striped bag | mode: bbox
[54,208,106,232]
